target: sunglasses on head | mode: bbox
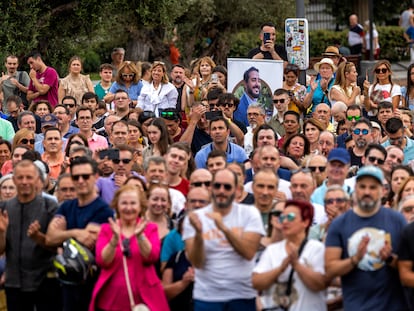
[112,158,132,164]
[279,212,296,223]
[71,173,92,181]
[191,181,211,187]
[353,128,369,135]
[212,182,233,191]
[347,115,361,121]
[375,68,388,74]
[20,138,35,145]
[273,99,286,104]
[367,156,385,165]
[324,198,347,205]
[307,166,326,172]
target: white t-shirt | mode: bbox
[182,203,265,301]
[244,179,292,199]
[368,83,401,116]
[253,239,327,311]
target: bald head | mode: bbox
[189,168,213,189]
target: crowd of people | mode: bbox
[1,19,414,311]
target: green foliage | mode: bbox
[308,30,346,57]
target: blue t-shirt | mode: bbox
[160,229,185,263]
[56,197,114,229]
[325,207,408,311]
[109,80,143,101]
[194,142,248,169]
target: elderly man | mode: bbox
[0,160,60,310]
[244,104,266,156]
[313,103,334,132]
[183,168,264,310]
[325,166,407,310]
[318,131,336,157]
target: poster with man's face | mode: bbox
[227,58,283,122]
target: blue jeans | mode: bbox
[194,298,256,311]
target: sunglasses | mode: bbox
[212,182,233,191]
[324,198,348,205]
[347,115,361,121]
[273,99,286,104]
[367,156,385,165]
[353,128,369,135]
[64,103,76,108]
[220,102,234,108]
[269,210,282,218]
[121,74,135,78]
[141,111,156,118]
[375,68,388,74]
[112,158,132,164]
[402,206,414,213]
[160,111,179,119]
[20,138,35,144]
[209,104,220,110]
[279,212,296,223]
[307,166,326,172]
[71,174,92,181]
[122,238,131,257]
[191,181,211,187]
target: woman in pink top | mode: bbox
[89,184,169,311]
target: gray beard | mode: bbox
[355,139,367,149]
[213,193,235,209]
[358,199,379,212]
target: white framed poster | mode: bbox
[227,58,283,122]
[285,18,309,70]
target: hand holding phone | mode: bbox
[263,32,270,44]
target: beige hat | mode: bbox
[371,121,381,130]
[322,46,341,57]
[314,58,337,73]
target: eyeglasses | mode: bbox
[69,156,82,163]
[402,206,414,213]
[389,136,404,145]
[279,212,296,223]
[273,99,286,104]
[191,181,211,187]
[248,112,260,117]
[307,166,326,172]
[112,158,132,164]
[220,102,234,108]
[64,103,76,108]
[347,115,361,121]
[324,198,348,205]
[188,199,210,205]
[353,128,369,135]
[269,210,282,218]
[20,138,35,145]
[212,182,233,191]
[71,174,92,181]
[367,156,385,165]
[122,238,131,257]
[375,68,388,74]
[121,74,135,78]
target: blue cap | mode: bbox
[356,166,384,184]
[327,148,350,164]
[41,113,58,128]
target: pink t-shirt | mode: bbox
[28,67,59,107]
[88,133,108,152]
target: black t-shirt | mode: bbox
[247,45,288,61]
[349,148,363,168]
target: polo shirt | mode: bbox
[88,132,109,152]
[194,142,248,169]
[96,172,144,204]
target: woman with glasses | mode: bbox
[89,184,169,311]
[58,56,94,105]
[283,64,307,114]
[252,199,327,311]
[329,62,363,107]
[363,60,401,113]
[105,61,143,107]
[12,128,35,151]
[138,61,178,115]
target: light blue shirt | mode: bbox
[194,142,248,169]
[382,136,414,165]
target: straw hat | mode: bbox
[322,46,341,58]
[314,58,337,73]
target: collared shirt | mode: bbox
[41,151,65,180]
[194,142,248,169]
[88,132,109,152]
[63,125,80,139]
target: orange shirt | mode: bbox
[41,151,65,180]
